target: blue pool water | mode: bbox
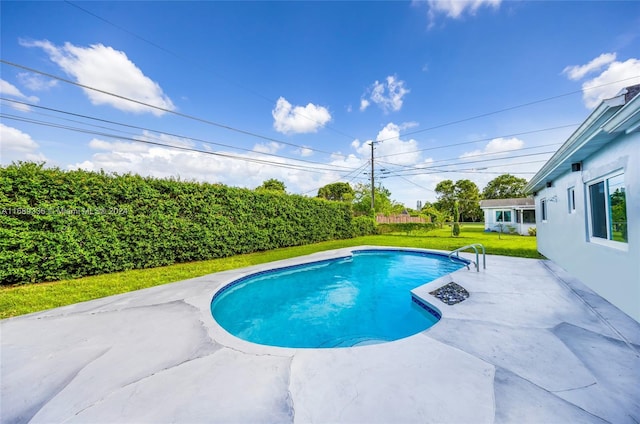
[211,249,466,348]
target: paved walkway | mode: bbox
[2,247,640,423]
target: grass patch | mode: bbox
[0,223,540,319]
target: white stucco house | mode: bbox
[525,84,640,322]
[479,198,536,235]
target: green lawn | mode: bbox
[0,223,539,319]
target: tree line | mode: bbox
[315,173,528,226]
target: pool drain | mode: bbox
[430,282,469,305]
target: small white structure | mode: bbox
[479,198,536,235]
[525,84,640,322]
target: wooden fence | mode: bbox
[375,214,428,224]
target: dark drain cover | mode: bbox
[430,282,469,305]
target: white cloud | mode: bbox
[89,138,149,153]
[20,39,175,115]
[460,137,524,158]
[253,141,284,154]
[361,76,409,113]
[5,102,33,113]
[562,53,640,109]
[0,79,39,102]
[73,137,245,181]
[272,97,332,134]
[0,124,48,163]
[353,123,421,166]
[386,170,441,206]
[427,0,501,19]
[581,58,640,108]
[69,131,363,197]
[0,123,39,152]
[398,121,419,131]
[136,130,195,149]
[17,72,58,91]
[0,79,40,111]
[445,136,544,195]
[298,146,314,157]
[421,0,501,27]
[562,53,617,81]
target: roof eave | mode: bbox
[525,94,627,194]
[602,91,640,133]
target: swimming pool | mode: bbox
[211,249,467,348]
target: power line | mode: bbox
[381,159,547,177]
[0,113,360,175]
[10,92,556,193]
[375,124,577,158]
[381,75,640,142]
[0,59,347,158]
[377,150,555,174]
[301,161,370,196]
[382,169,437,194]
[62,0,357,141]
[6,59,637,168]
[423,142,562,164]
[56,1,640,147]
[0,98,356,171]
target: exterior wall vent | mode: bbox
[571,162,582,172]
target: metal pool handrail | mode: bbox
[448,243,486,272]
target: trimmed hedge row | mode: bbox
[351,216,378,237]
[377,222,436,235]
[1,162,374,285]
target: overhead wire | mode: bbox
[62,0,357,141]
[60,1,640,148]
[4,59,637,168]
[376,150,555,175]
[375,124,577,158]
[301,161,371,195]
[380,75,640,143]
[0,113,360,175]
[0,98,356,171]
[422,142,562,164]
[379,169,437,194]
[4,54,637,201]
[0,90,567,196]
[380,159,546,177]
[0,59,348,158]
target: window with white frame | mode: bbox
[495,210,512,223]
[588,172,627,243]
[522,209,536,223]
[568,187,576,213]
[541,199,548,222]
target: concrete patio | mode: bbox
[2,247,639,423]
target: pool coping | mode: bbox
[206,246,471,354]
[2,246,640,423]
[210,246,470,339]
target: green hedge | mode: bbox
[0,162,368,285]
[377,222,436,235]
[351,216,378,237]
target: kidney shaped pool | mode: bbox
[210,249,467,348]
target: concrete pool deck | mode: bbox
[2,246,640,423]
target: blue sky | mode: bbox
[2,1,639,206]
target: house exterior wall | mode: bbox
[482,207,535,235]
[483,208,512,230]
[533,131,640,322]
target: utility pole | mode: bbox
[370,141,375,212]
